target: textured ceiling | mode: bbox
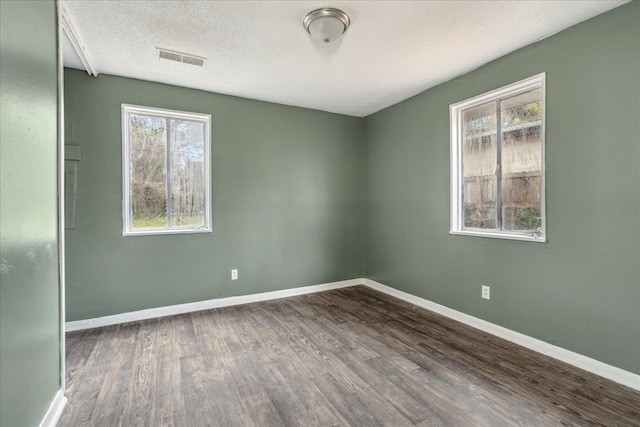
[61,1,627,117]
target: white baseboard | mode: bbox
[363,279,640,391]
[64,277,639,391]
[65,278,364,332]
[39,389,67,427]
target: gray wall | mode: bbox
[64,70,363,321]
[0,1,62,425]
[364,2,640,374]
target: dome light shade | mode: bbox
[303,8,350,43]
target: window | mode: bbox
[122,105,211,236]
[450,73,545,242]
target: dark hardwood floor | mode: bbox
[60,286,640,426]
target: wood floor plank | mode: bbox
[312,371,414,427]
[325,341,435,424]
[263,301,370,395]
[180,355,225,426]
[59,326,113,425]
[287,296,420,372]
[153,315,189,427]
[60,286,640,427]
[245,303,330,382]
[228,352,287,427]
[123,319,159,425]
[88,324,139,427]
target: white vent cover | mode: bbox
[157,48,206,67]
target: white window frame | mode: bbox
[450,73,546,242]
[122,104,212,236]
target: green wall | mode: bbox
[66,2,639,375]
[64,70,363,321]
[0,1,62,425]
[364,2,640,374]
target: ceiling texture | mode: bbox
[62,0,627,117]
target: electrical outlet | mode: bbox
[482,285,490,300]
[231,269,238,280]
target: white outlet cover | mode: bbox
[482,285,490,300]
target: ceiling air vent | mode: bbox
[157,48,206,67]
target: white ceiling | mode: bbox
[61,0,627,117]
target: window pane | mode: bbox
[462,103,497,229]
[500,89,542,233]
[130,114,167,229]
[169,119,205,227]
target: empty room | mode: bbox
[1,0,639,426]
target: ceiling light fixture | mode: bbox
[303,8,350,44]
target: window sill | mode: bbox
[449,229,546,243]
[123,227,212,237]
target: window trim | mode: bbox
[449,73,546,243]
[122,104,212,237]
